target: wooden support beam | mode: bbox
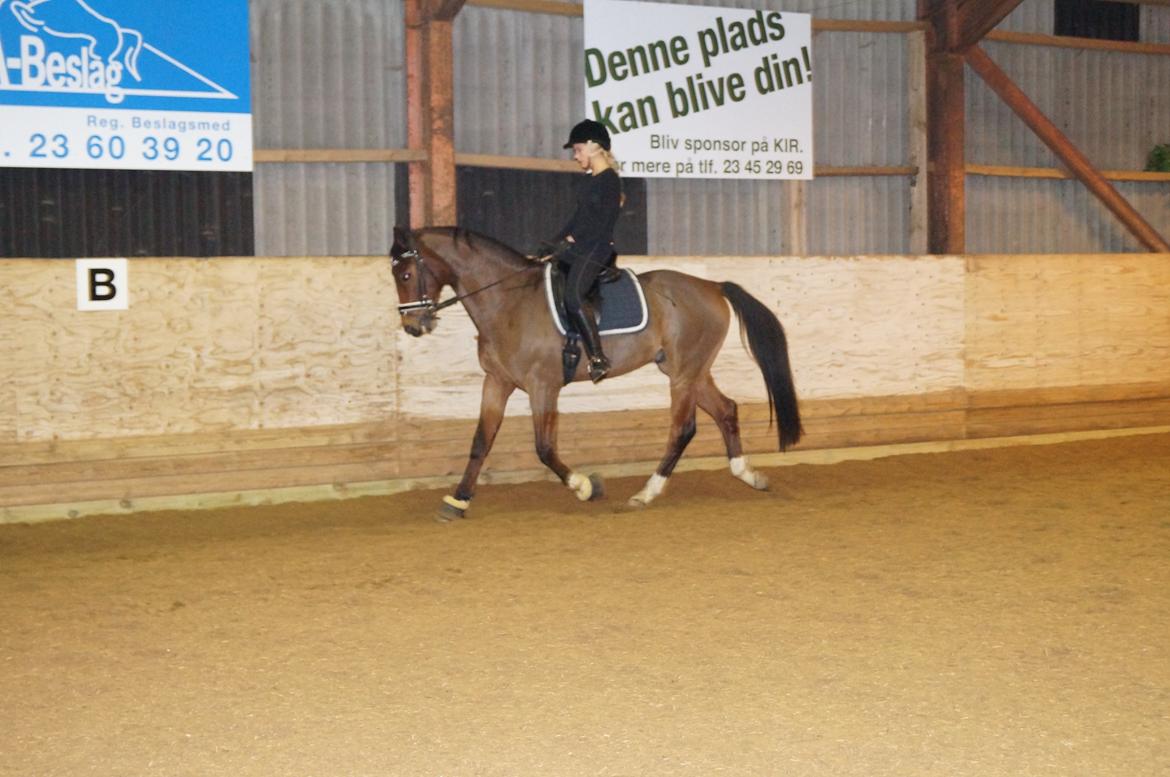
[965,45,1170,253]
[920,0,1024,52]
[405,0,459,228]
[950,0,1026,51]
[429,0,467,22]
[920,0,966,254]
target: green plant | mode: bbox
[1146,143,1170,172]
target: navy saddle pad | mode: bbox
[543,263,649,336]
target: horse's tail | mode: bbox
[720,282,803,451]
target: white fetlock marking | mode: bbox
[629,473,668,506]
[568,472,593,502]
[443,495,471,511]
[730,456,768,489]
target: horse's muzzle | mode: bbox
[401,310,437,337]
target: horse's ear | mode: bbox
[392,225,409,247]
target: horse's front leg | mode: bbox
[530,382,605,503]
[437,373,515,521]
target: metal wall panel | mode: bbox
[1147,6,1170,45]
[813,31,909,167]
[454,7,582,158]
[253,163,398,256]
[250,0,405,255]
[1,168,254,258]
[808,175,912,255]
[968,176,1170,254]
[251,0,406,149]
[646,178,790,255]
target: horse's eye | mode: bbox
[401,272,411,281]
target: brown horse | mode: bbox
[391,226,802,520]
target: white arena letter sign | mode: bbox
[76,258,129,311]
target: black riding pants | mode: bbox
[559,241,611,318]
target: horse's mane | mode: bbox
[419,226,531,270]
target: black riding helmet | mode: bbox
[563,119,611,151]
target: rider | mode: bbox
[548,119,623,383]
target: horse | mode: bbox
[390,226,802,521]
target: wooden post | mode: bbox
[907,29,929,254]
[405,0,463,228]
[965,45,1170,253]
[785,180,808,255]
[921,0,966,254]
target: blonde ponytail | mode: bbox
[599,148,621,175]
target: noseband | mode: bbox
[393,248,431,314]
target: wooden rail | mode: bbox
[968,164,1170,183]
[252,149,427,163]
[466,0,926,33]
[985,29,1170,57]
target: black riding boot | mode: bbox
[572,304,610,383]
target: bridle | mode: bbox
[392,237,539,317]
[392,247,456,315]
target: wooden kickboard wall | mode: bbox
[3,252,1170,519]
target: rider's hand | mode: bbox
[528,239,567,261]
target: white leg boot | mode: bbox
[730,456,769,490]
[628,473,668,507]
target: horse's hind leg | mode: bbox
[438,373,514,521]
[629,384,698,507]
[697,376,768,491]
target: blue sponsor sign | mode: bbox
[0,0,251,171]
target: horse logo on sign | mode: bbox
[0,0,238,104]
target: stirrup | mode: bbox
[588,355,610,383]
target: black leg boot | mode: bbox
[573,304,610,383]
[561,333,581,386]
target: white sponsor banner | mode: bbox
[583,0,812,180]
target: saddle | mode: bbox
[543,261,649,384]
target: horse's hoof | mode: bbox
[750,472,769,491]
[435,496,469,523]
[626,495,649,509]
[588,473,606,501]
[435,504,464,522]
